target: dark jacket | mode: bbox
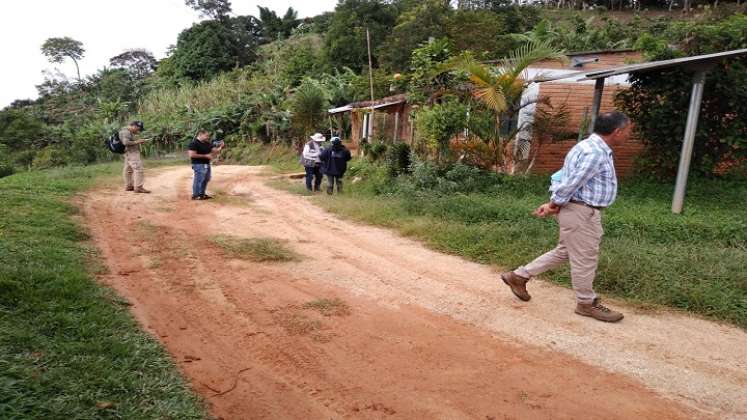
[320,144,352,177]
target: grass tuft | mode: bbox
[210,235,300,262]
[303,298,352,317]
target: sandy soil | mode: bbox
[82,165,747,420]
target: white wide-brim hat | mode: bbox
[309,133,325,142]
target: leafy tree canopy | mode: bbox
[184,0,231,19]
[110,49,158,79]
[378,0,450,71]
[258,6,299,41]
[169,18,261,81]
[324,0,398,73]
[618,13,747,177]
[41,37,85,79]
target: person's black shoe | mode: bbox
[201,194,213,200]
[192,195,204,200]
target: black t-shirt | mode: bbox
[188,139,213,164]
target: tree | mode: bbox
[618,14,747,177]
[258,6,299,41]
[324,0,398,72]
[184,0,231,19]
[41,37,85,80]
[289,78,328,138]
[378,0,450,71]
[169,18,261,81]
[110,49,158,79]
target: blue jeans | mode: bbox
[305,165,322,191]
[192,163,211,197]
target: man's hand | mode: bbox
[136,139,151,145]
[533,202,560,218]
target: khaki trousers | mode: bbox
[123,150,144,189]
[515,202,603,304]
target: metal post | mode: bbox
[588,78,605,135]
[393,111,400,142]
[672,70,707,214]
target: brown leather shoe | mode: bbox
[500,272,531,301]
[575,298,624,322]
[134,187,151,194]
[125,186,134,191]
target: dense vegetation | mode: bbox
[1,1,746,178]
[0,163,207,419]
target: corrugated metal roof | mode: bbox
[328,94,407,114]
[581,48,747,80]
[532,48,747,83]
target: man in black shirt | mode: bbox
[188,129,223,200]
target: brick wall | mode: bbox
[531,82,645,176]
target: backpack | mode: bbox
[105,131,125,154]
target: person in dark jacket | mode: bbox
[319,137,352,194]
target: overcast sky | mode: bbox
[0,0,337,108]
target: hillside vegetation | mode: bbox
[1,2,745,178]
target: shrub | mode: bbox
[415,100,468,161]
[384,142,411,177]
[32,147,69,169]
[0,159,13,178]
[617,14,747,177]
[12,150,36,169]
[363,142,388,162]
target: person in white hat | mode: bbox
[301,133,326,192]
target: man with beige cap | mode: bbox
[120,120,150,194]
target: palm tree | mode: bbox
[433,40,566,173]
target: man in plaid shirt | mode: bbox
[502,111,632,322]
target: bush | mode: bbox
[0,159,13,178]
[363,141,388,162]
[617,14,747,177]
[384,142,411,177]
[415,100,468,161]
[32,147,69,169]
[12,150,36,168]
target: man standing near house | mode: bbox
[188,129,224,200]
[320,137,352,194]
[501,111,632,323]
[302,133,326,192]
[120,120,150,193]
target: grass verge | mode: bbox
[276,163,747,329]
[210,235,300,262]
[0,162,207,419]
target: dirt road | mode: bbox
[83,165,747,420]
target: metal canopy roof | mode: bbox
[529,48,747,214]
[530,48,747,84]
[581,48,747,80]
[328,94,407,114]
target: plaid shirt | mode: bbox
[550,134,617,208]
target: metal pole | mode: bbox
[393,111,400,142]
[672,70,707,214]
[589,78,605,135]
[366,28,375,102]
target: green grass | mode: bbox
[279,167,747,329]
[0,162,208,419]
[210,235,300,262]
